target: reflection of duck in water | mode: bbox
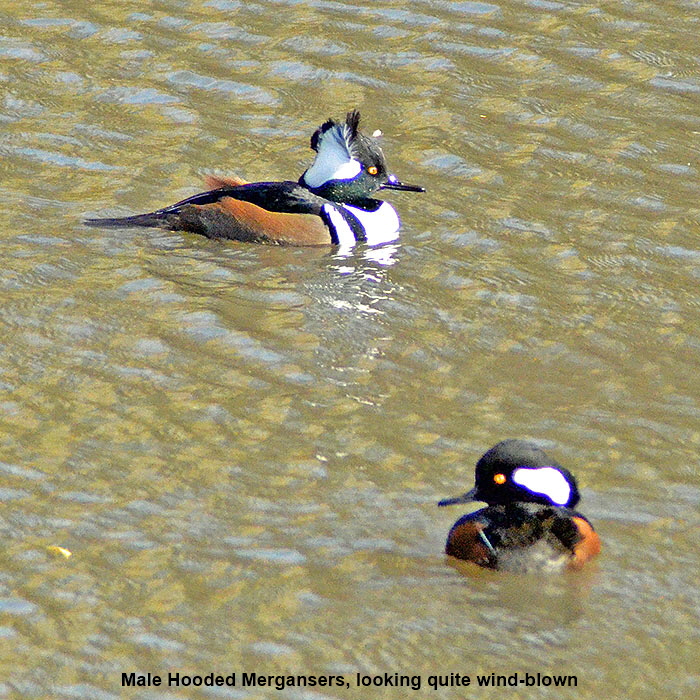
[439,440,601,573]
[86,110,423,247]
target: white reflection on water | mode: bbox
[332,242,400,267]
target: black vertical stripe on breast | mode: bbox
[320,205,366,244]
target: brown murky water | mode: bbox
[1,0,699,698]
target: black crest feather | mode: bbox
[310,109,363,152]
[310,118,336,151]
[345,109,361,139]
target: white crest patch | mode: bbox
[512,467,571,505]
[303,124,362,188]
[342,202,400,245]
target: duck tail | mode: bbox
[83,211,174,229]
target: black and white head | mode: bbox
[300,110,424,203]
[438,439,581,509]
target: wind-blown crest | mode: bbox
[310,109,361,158]
[302,110,388,190]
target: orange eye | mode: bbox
[367,166,378,175]
[494,473,506,485]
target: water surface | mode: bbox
[1,0,699,698]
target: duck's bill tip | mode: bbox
[437,487,478,507]
[381,176,425,193]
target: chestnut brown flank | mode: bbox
[177,174,331,245]
[569,517,601,570]
[446,521,492,566]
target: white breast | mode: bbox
[342,202,400,246]
[321,204,356,247]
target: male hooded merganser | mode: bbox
[84,110,424,247]
[438,440,601,573]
